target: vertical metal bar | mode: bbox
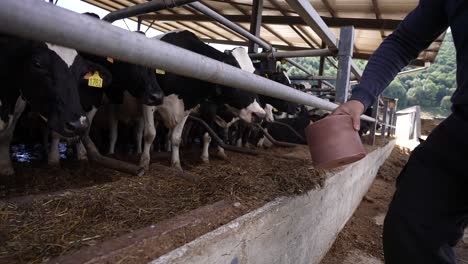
[137,16,142,31]
[335,26,354,104]
[369,97,379,145]
[318,41,326,87]
[387,108,394,137]
[391,99,398,136]
[249,0,263,53]
[381,99,388,138]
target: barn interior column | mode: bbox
[249,0,264,53]
[335,26,354,104]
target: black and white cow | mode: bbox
[153,30,266,170]
[0,33,89,175]
[106,32,164,169]
[47,50,113,165]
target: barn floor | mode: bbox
[0,140,387,263]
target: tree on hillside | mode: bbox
[383,79,407,108]
[440,96,452,110]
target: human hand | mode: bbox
[331,100,365,131]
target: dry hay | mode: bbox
[0,146,324,263]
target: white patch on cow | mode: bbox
[201,132,211,163]
[152,29,185,40]
[263,137,273,148]
[228,99,266,123]
[157,94,195,129]
[79,116,87,126]
[48,132,61,165]
[140,105,157,169]
[0,97,26,175]
[247,99,265,114]
[216,146,227,160]
[215,116,239,129]
[230,47,255,73]
[274,112,287,119]
[257,136,265,148]
[170,114,189,171]
[236,138,242,148]
[282,71,292,86]
[264,104,274,122]
[46,43,78,68]
[156,94,197,171]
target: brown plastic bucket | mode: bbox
[305,114,366,169]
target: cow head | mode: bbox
[218,87,266,123]
[110,60,164,106]
[20,42,89,137]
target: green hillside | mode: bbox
[286,32,456,117]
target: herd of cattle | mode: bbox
[0,12,373,177]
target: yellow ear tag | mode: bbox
[88,71,103,88]
[273,107,279,113]
[155,69,166,75]
[107,57,114,63]
[280,58,286,64]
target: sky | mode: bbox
[52,0,238,51]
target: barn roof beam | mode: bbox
[138,14,402,30]
[189,2,273,51]
[102,0,197,22]
[0,0,378,122]
[285,0,362,79]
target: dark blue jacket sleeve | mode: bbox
[350,0,449,110]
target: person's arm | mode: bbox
[333,0,449,130]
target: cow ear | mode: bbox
[85,61,112,88]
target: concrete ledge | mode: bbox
[151,140,396,264]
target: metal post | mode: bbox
[318,42,326,88]
[190,2,272,51]
[249,0,263,53]
[368,97,380,145]
[248,48,332,58]
[285,0,362,80]
[390,99,398,136]
[387,108,394,137]
[137,16,142,31]
[289,75,337,80]
[381,99,388,139]
[335,26,354,104]
[103,0,198,22]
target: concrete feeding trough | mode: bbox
[48,140,395,264]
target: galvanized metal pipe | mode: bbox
[249,48,332,59]
[189,2,272,51]
[290,75,336,80]
[285,0,363,79]
[0,0,375,123]
[103,0,197,22]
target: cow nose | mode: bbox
[65,116,89,135]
